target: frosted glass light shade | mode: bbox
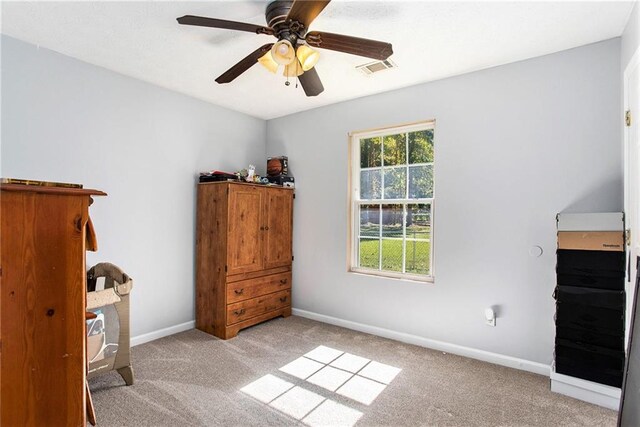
[271,40,295,65]
[296,45,320,71]
[283,60,303,77]
[258,51,279,73]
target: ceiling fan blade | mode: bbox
[298,67,324,97]
[215,44,274,84]
[286,0,331,28]
[177,15,274,36]
[306,31,393,61]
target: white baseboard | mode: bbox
[130,320,195,347]
[292,308,550,376]
[551,369,621,410]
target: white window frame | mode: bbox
[348,120,435,283]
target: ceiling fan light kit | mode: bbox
[296,44,320,71]
[271,39,296,65]
[177,0,393,97]
[258,51,279,74]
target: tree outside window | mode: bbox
[351,123,435,281]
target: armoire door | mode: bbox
[264,188,293,270]
[227,185,265,275]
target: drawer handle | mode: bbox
[260,226,265,231]
[279,297,287,303]
[233,309,246,316]
[279,279,288,285]
[234,289,244,295]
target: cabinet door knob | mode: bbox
[279,279,288,285]
[234,289,244,295]
[233,308,246,316]
[279,297,287,303]
[265,226,270,230]
[260,226,265,231]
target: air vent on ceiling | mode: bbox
[356,59,397,75]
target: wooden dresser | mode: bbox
[196,182,293,339]
[0,183,105,426]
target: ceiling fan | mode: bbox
[177,0,393,97]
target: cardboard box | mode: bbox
[557,231,625,252]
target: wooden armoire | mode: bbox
[196,182,293,339]
[0,183,105,426]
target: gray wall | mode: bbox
[1,35,266,338]
[266,38,622,364]
[1,33,624,365]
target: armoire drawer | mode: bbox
[227,272,291,304]
[226,290,291,325]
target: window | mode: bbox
[349,121,435,282]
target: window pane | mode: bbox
[408,165,433,199]
[360,169,381,199]
[359,238,380,269]
[383,167,406,199]
[408,130,434,164]
[381,204,403,238]
[406,204,431,240]
[360,204,380,237]
[360,137,381,168]
[381,239,403,272]
[383,134,406,166]
[404,240,430,275]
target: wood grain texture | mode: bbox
[195,184,228,337]
[227,265,291,283]
[227,272,291,304]
[215,44,274,84]
[222,307,291,339]
[286,0,331,27]
[264,188,293,270]
[227,185,265,275]
[226,290,291,325]
[1,188,102,426]
[195,182,293,339]
[0,183,106,197]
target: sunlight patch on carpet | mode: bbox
[240,345,401,426]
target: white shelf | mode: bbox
[557,212,624,231]
[550,368,621,410]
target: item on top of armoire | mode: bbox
[553,212,626,388]
[1,177,83,188]
[0,183,106,426]
[267,156,288,176]
[196,181,294,339]
[86,263,134,385]
[199,170,237,183]
[266,175,295,188]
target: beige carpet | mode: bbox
[89,316,616,426]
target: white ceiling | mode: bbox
[1,1,635,119]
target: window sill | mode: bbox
[349,268,434,284]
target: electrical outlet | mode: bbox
[484,307,496,327]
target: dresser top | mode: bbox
[198,180,294,190]
[1,183,106,196]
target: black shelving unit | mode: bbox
[555,213,626,388]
